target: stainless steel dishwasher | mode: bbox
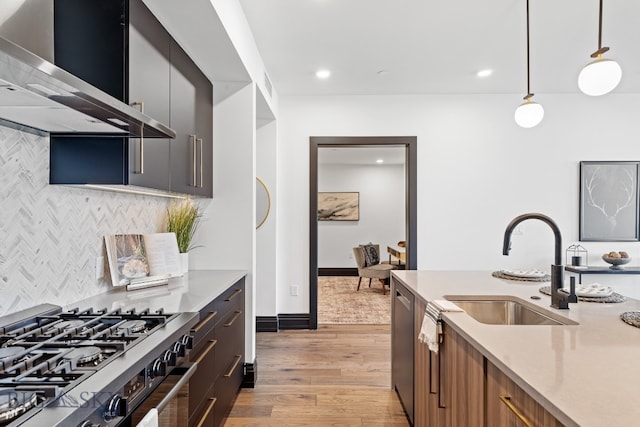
[392,279,415,425]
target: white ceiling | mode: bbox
[238,0,640,96]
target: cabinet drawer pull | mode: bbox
[224,288,243,302]
[190,134,197,186]
[224,310,242,327]
[223,355,243,378]
[193,311,217,333]
[193,340,217,364]
[429,351,437,394]
[131,101,144,174]
[499,394,533,427]
[195,397,217,427]
[438,344,445,408]
[197,137,203,188]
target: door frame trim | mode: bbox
[309,136,418,329]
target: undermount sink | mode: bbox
[444,295,579,326]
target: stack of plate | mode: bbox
[561,283,613,298]
[500,269,548,279]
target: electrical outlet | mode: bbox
[95,256,104,280]
[290,285,299,296]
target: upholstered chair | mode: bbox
[352,244,395,295]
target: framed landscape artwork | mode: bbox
[579,161,640,241]
[318,192,359,221]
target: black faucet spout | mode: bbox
[502,213,573,309]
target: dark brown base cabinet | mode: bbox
[189,278,245,427]
[392,278,564,427]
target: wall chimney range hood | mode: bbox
[0,35,175,138]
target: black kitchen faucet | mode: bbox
[502,213,577,309]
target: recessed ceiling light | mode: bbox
[477,69,493,78]
[376,159,384,164]
[316,69,331,79]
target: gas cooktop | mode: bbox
[0,303,197,426]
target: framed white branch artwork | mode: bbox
[580,161,640,241]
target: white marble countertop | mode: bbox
[392,270,640,427]
[65,270,247,314]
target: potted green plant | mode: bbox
[167,199,201,272]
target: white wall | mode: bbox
[190,84,257,360]
[318,163,405,268]
[256,120,277,316]
[0,126,172,316]
[275,93,640,314]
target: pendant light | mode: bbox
[514,0,544,128]
[578,0,621,96]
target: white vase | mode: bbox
[180,252,189,273]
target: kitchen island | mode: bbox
[391,270,640,427]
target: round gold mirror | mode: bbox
[256,177,271,229]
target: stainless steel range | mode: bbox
[0,303,198,426]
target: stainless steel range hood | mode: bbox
[0,34,175,137]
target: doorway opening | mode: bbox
[309,136,417,329]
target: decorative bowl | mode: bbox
[602,255,631,270]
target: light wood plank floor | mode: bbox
[225,324,410,426]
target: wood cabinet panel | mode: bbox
[441,323,484,427]
[414,297,445,427]
[486,361,564,427]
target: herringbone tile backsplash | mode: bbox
[0,126,171,316]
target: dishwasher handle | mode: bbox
[395,289,411,311]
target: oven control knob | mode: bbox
[162,349,177,366]
[172,340,185,357]
[181,334,193,349]
[104,395,125,421]
[151,358,166,378]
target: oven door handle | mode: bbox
[156,363,198,413]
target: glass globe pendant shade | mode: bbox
[578,57,622,96]
[514,100,544,128]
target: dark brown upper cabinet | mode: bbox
[50,0,212,197]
